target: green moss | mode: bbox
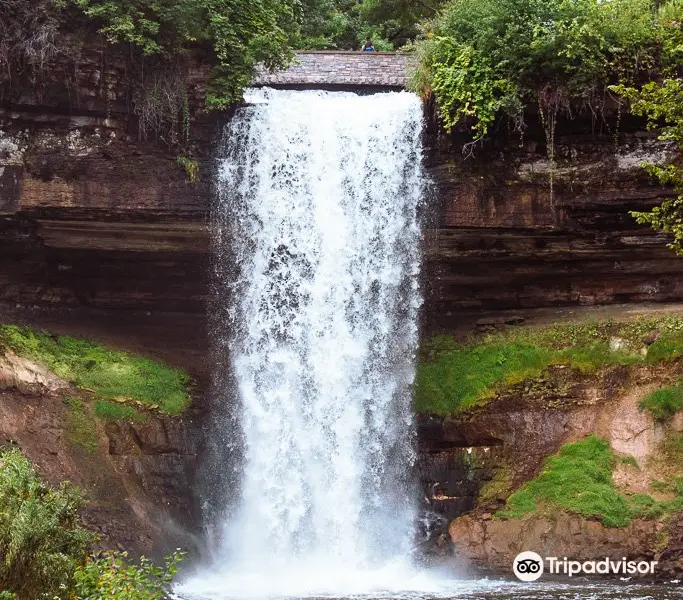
[644,336,683,363]
[478,466,513,503]
[497,435,683,527]
[94,400,146,423]
[628,493,666,519]
[415,316,683,416]
[0,324,191,415]
[497,436,635,528]
[64,398,98,454]
[414,340,551,414]
[639,383,683,422]
[648,434,683,513]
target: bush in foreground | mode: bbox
[74,550,186,600]
[0,448,93,599]
[0,447,186,599]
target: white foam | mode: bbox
[180,88,426,598]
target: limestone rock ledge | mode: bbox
[417,363,683,577]
[1,38,682,320]
[450,513,662,573]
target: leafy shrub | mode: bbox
[0,448,93,599]
[498,436,633,527]
[69,0,299,107]
[413,0,674,141]
[73,550,185,600]
[0,324,191,415]
[611,78,683,256]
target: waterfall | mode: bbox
[179,88,426,598]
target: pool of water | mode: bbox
[174,577,682,600]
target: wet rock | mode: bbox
[449,513,660,573]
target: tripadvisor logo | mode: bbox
[513,552,658,581]
[513,551,544,582]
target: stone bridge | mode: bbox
[253,51,414,90]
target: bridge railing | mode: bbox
[253,51,414,89]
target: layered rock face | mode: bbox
[424,113,682,327]
[419,360,683,576]
[1,45,681,320]
[0,38,212,313]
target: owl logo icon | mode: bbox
[513,551,544,581]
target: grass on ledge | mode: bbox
[95,399,146,422]
[64,397,98,453]
[639,381,683,422]
[415,316,683,416]
[496,436,679,528]
[0,324,191,416]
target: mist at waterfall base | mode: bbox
[174,89,681,600]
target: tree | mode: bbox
[71,0,299,107]
[612,79,683,255]
[413,0,664,137]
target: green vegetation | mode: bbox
[498,435,683,527]
[65,397,99,453]
[0,447,185,599]
[639,382,683,422]
[73,549,186,600]
[0,0,438,124]
[0,324,191,415]
[70,0,299,108]
[176,154,199,183]
[415,336,553,414]
[95,399,146,422]
[632,432,683,517]
[498,436,635,527]
[410,0,683,253]
[413,0,681,139]
[297,0,449,50]
[0,448,94,599]
[415,316,683,416]
[611,78,683,256]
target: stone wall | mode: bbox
[253,51,413,88]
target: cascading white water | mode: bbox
[179,88,426,599]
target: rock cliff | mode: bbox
[2,38,683,570]
[1,42,681,321]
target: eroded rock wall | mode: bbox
[1,45,681,320]
[418,361,683,576]
[0,351,201,558]
[424,112,683,327]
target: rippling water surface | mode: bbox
[176,578,682,600]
